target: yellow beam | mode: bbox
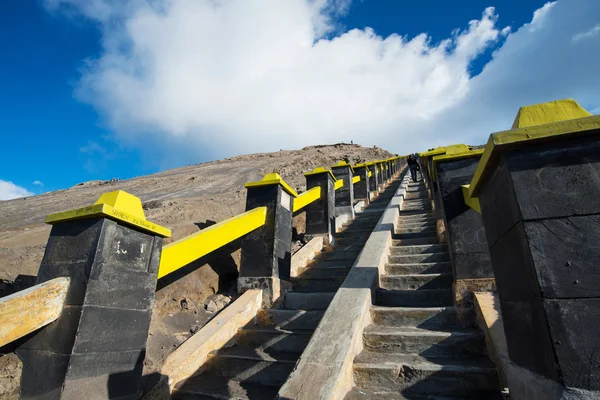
[462,185,481,213]
[334,179,344,190]
[352,176,360,184]
[158,207,267,279]
[0,277,69,347]
[45,190,171,237]
[293,187,321,213]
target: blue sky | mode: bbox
[1,0,598,199]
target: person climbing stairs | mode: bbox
[344,177,501,399]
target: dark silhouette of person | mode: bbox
[407,154,420,182]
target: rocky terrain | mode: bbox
[0,143,393,398]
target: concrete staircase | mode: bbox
[172,179,403,399]
[344,180,501,399]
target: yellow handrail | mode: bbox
[293,187,322,213]
[158,206,268,279]
[352,176,360,184]
[334,179,344,190]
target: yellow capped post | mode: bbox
[45,190,171,237]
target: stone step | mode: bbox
[376,288,453,307]
[370,306,460,329]
[358,207,386,214]
[401,207,432,213]
[363,325,486,357]
[397,221,436,229]
[335,230,372,240]
[291,276,345,292]
[202,346,297,387]
[389,253,450,264]
[295,265,351,279]
[284,292,335,310]
[380,274,453,290]
[396,226,436,234]
[235,327,313,354]
[386,262,452,275]
[397,215,435,222]
[396,226,437,234]
[353,352,499,396]
[172,375,278,399]
[394,231,438,240]
[393,237,439,246]
[307,258,353,269]
[343,386,503,400]
[390,244,447,255]
[314,250,361,262]
[399,209,432,216]
[255,309,325,330]
[333,237,369,247]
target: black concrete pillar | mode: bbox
[17,191,169,400]
[331,162,355,220]
[433,153,494,325]
[304,168,336,244]
[367,163,379,199]
[239,173,294,306]
[475,125,600,396]
[353,164,370,204]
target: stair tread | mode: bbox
[383,273,452,278]
[173,375,279,399]
[354,351,497,371]
[364,325,480,337]
[239,325,315,335]
[210,345,299,363]
[344,387,503,400]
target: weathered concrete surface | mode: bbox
[480,137,600,394]
[159,290,262,392]
[474,292,600,400]
[290,237,324,277]
[0,277,69,348]
[278,168,407,400]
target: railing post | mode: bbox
[17,191,170,400]
[238,173,295,307]
[432,147,494,326]
[353,163,370,204]
[367,162,380,198]
[331,161,355,221]
[471,99,600,398]
[304,168,336,245]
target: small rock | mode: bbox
[205,300,218,313]
[190,325,201,334]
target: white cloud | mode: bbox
[46,0,600,160]
[572,23,600,43]
[0,180,34,201]
[32,180,44,187]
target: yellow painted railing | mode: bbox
[158,207,268,278]
[293,186,321,213]
[352,176,360,184]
